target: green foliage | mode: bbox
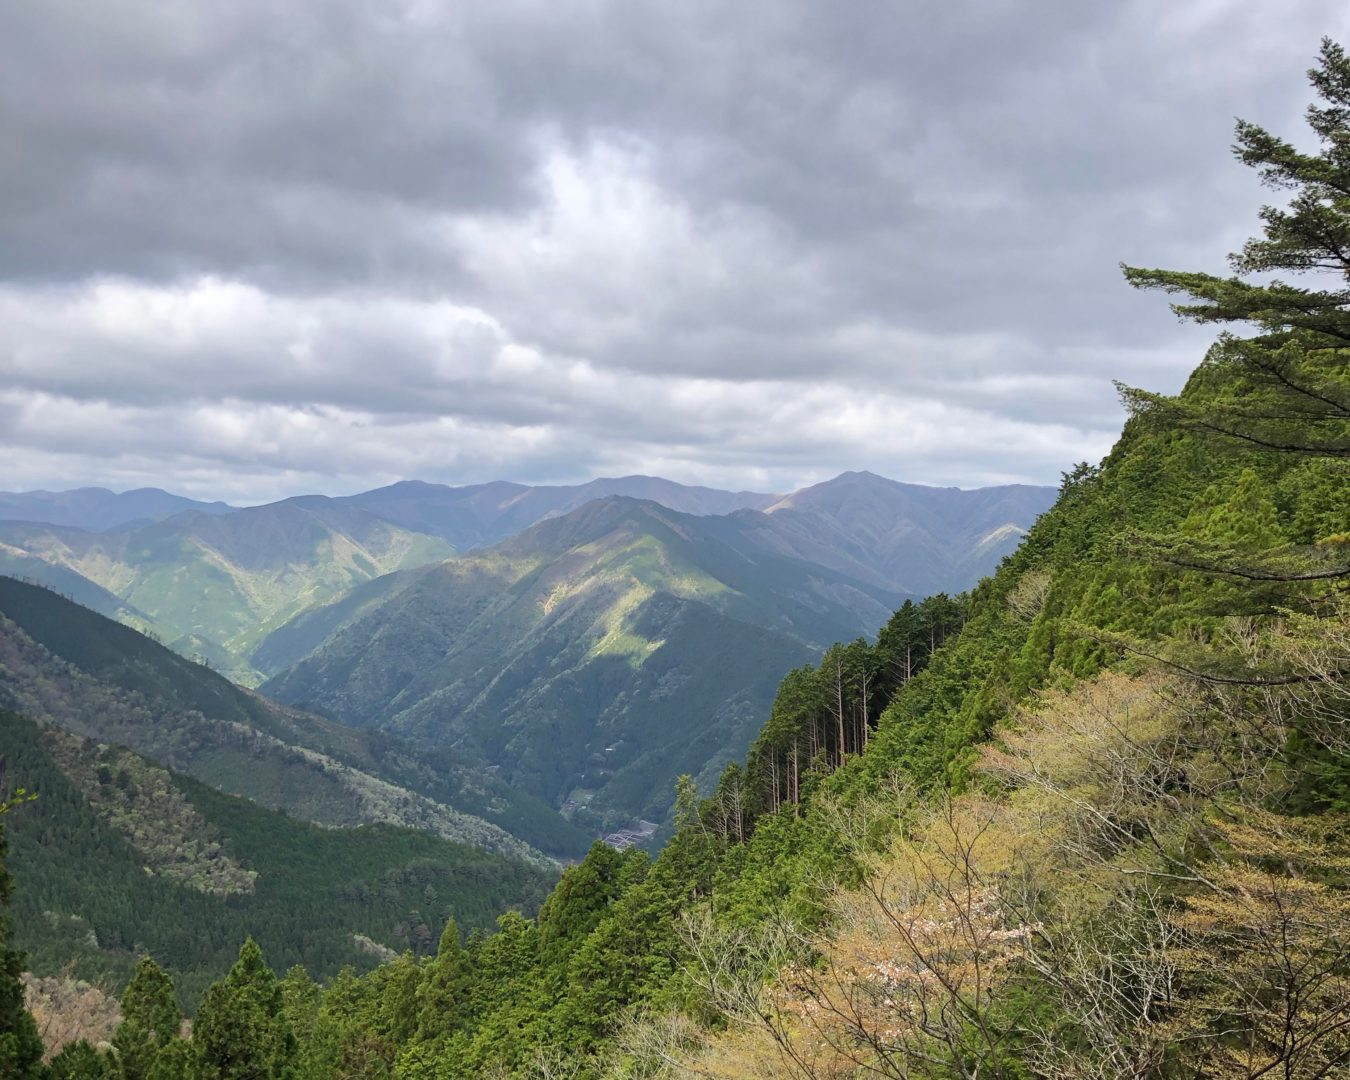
[0,809,45,1080]
[412,920,472,1046]
[49,1040,113,1079]
[193,939,296,1079]
[113,956,182,1080]
[0,710,553,1011]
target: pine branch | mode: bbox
[1118,533,1350,583]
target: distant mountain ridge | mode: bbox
[262,496,911,829]
[0,486,234,530]
[0,472,1055,703]
[337,476,781,549]
[748,471,1057,596]
[0,500,457,684]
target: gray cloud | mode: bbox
[1,0,1347,501]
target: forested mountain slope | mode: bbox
[264,497,908,829]
[0,710,555,1012]
[34,42,1346,1080]
[0,577,590,860]
[0,500,455,684]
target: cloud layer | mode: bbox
[2,0,1346,502]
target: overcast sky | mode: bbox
[2,1,1347,503]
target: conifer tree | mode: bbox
[414,919,473,1044]
[113,955,181,1080]
[50,1039,113,1079]
[0,807,45,1080]
[1121,38,1350,462]
[193,938,296,1080]
[1118,39,1350,629]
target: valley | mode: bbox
[0,471,1052,833]
[2,16,1346,1080]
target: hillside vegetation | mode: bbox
[0,576,591,860]
[0,499,455,684]
[5,39,1350,1080]
[0,710,555,1015]
[263,496,908,829]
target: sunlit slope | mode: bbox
[0,498,455,683]
[263,497,907,828]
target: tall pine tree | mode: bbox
[1121,38,1350,462]
[1119,39,1350,608]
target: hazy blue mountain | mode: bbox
[263,497,907,830]
[736,471,1057,596]
[0,486,234,530]
[338,475,779,549]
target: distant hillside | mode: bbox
[0,544,143,621]
[338,475,779,549]
[0,486,234,530]
[0,709,555,1009]
[741,471,1057,596]
[263,497,908,829]
[0,500,456,684]
[0,577,591,861]
[0,473,1053,688]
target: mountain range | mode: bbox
[0,471,1054,830]
[0,473,1053,667]
[262,496,908,825]
[0,486,235,531]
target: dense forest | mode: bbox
[0,710,555,1010]
[0,574,591,861]
[4,36,1350,1080]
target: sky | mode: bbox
[2,1,1347,504]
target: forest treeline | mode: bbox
[4,37,1350,1080]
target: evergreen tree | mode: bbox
[276,966,322,1069]
[192,938,296,1080]
[143,1041,195,1080]
[414,919,473,1045]
[373,952,421,1052]
[50,1039,113,1079]
[1121,38,1350,462]
[1117,40,1350,642]
[535,843,628,974]
[0,806,45,1080]
[113,956,182,1080]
